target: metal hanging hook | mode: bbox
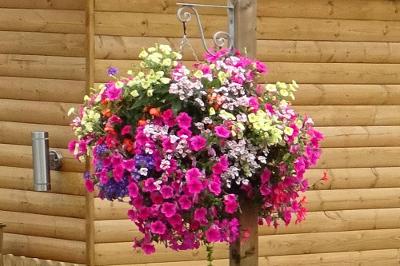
[176,2,235,56]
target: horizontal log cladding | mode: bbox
[95,12,400,42]
[94,0,400,21]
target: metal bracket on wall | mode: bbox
[176,1,236,55]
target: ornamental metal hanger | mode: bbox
[176,1,236,57]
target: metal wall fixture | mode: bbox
[31,131,63,192]
[176,1,236,55]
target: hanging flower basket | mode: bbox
[69,44,323,263]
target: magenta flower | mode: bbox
[143,178,157,192]
[177,127,192,137]
[205,225,221,242]
[208,175,221,196]
[161,109,176,127]
[223,194,238,214]
[214,125,230,139]
[161,202,177,218]
[178,195,192,210]
[141,243,156,255]
[160,185,174,199]
[261,169,271,184]
[185,168,203,194]
[150,191,163,204]
[84,179,94,192]
[128,182,139,198]
[123,159,135,171]
[189,135,207,152]
[194,207,208,224]
[121,125,132,135]
[248,96,259,112]
[255,61,268,74]
[68,140,77,153]
[105,84,122,101]
[176,112,192,129]
[150,221,166,235]
[112,165,124,182]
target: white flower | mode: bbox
[67,107,75,116]
[139,168,148,176]
[139,50,149,58]
[130,90,139,97]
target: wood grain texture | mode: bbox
[0,210,85,241]
[0,54,85,81]
[0,31,85,57]
[0,0,85,10]
[0,121,73,148]
[0,188,86,218]
[294,84,400,105]
[0,9,85,34]
[307,167,400,190]
[94,229,400,265]
[0,77,85,103]
[319,126,400,148]
[95,60,400,84]
[3,233,85,264]
[0,99,77,126]
[0,166,84,195]
[3,254,85,266]
[95,36,400,63]
[0,144,84,172]
[95,12,400,42]
[95,0,400,21]
[94,208,400,243]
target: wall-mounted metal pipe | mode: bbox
[32,131,51,192]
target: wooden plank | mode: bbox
[0,54,85,81]
[95,12,400,42]
[0,144,85,172]
[94,229,400,265]
[294,85,400,105]
[264,249,400,266]
[95,60,400,84]
[0,210,85,241]
[3,254,85,266]
[295,106,400,126]
[0,166,85,195]
[0,99,78,126]
[307,167,400,190]
[95,0,400,21]
[0,188,86,218]
[0,0,85,10]
[316,147,400,168]
[319,126,400,148]
[306,188,400,212]
[0,9,85,34]
[94,188,400,220]
[0,121,73,148]
[0,31,85,57]
[94,208,400,243]
[95,36,400,64]
[0,77,85,103]
[3,233,85,264]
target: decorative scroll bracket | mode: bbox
[176,1,236,56]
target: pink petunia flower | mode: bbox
[161,202,177,218]
[176,112,192,129]
[185,168,203,194]
[189,135,207,152]
[248,96,259,112]
[178,195,192,210]
[208,175,221,196]
[150,221,166,235]
[141,243,156,255]
[84,179,94,192]
[105,84,122,101]
[261,169,271,184]
[161,109,176,127]
[177,127,192,138]
[205,224,221,242]
[160,185,174,199]
[121,125,132,135]
[214,125,230,139]
[194,207,208,224]
[128,182,139,198]
[223,194,239,214]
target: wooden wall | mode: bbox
[91,0,400,265]
[0,0,87,264]
[1,0,400,265]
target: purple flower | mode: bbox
[107,66,118,76]
[214,125,230,139]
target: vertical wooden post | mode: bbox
[85,0,95,265]
[0,224,5,266]
[229,1,258,266]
